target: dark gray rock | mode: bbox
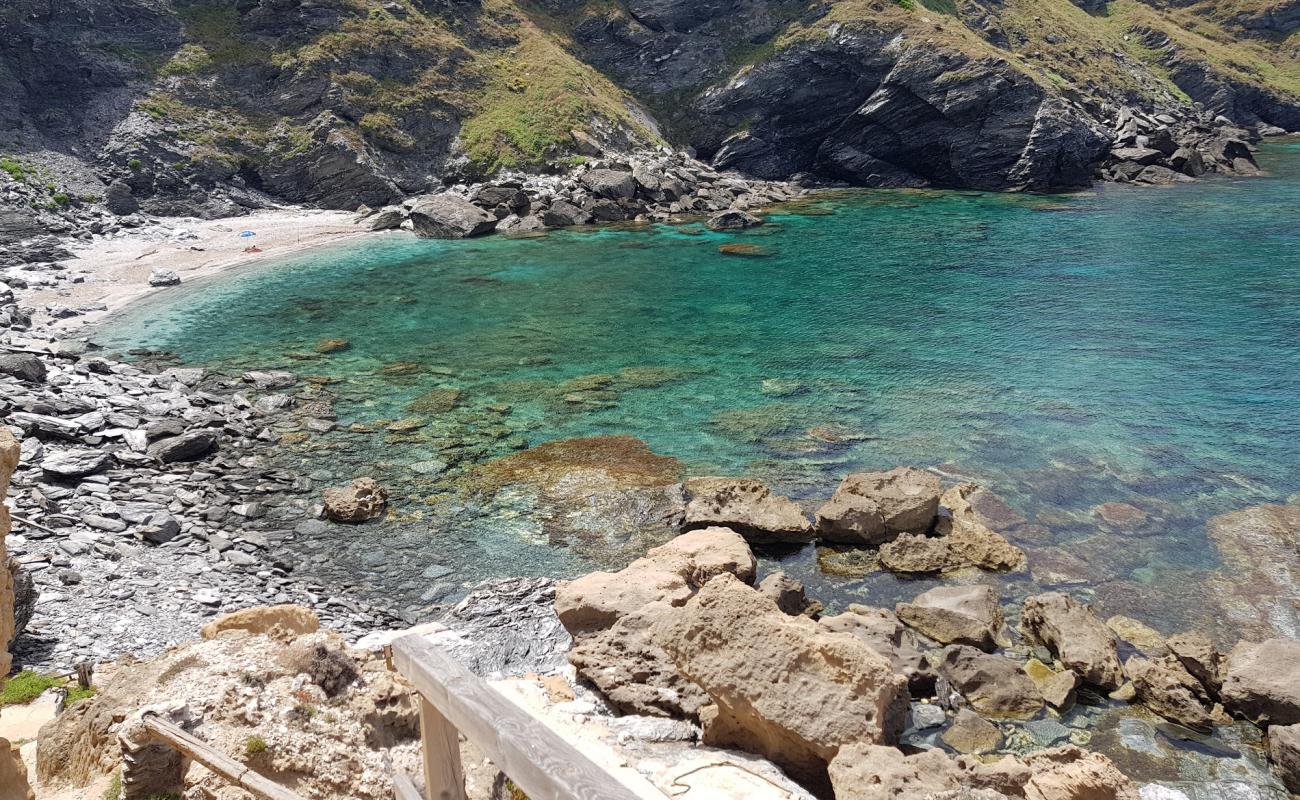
[41,448,111,479]
[147,430,218,463]
[8,559,37,644]
[435,577,570,676]
[0,353,47,383]
[579,169,637,200]
[104,180,140,216]
[148,268,181,287]
[706,209,763,231]
[541,200,593,227]
[408,193,498,239]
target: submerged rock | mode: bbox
[1221,638,1300,725]
[1205,504,1299,639]
[706,209,764,231]
[323,477,388,523]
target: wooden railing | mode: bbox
[391,634,669,800]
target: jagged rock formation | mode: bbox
[1,428,36,800]
[1,0,1298,246]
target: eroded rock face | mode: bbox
[650,573,909,790]
[1021,593,1124,690]
[1123,655,1214,731]
[938,645,1044,719]
[896,585,1003,651]
[1166,632,1225,695]
[682,477,813,543]
[819,605,936,696]
[815,467,941,545]
[828,742,964,799]
[322,477,389,523]
[1221,638,1300,725]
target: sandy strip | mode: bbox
[28,208,390,331]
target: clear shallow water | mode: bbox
[99,141,1300,635]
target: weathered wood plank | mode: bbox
[392,635,665,800]
[141,713,305,800]
[420,698,467,800]
[394,771,424,800]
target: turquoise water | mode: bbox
[99,141,1300,633]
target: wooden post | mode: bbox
[75,662,93,689]
[419,699,467,800]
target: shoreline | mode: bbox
[30,208,386,332]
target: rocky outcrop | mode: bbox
[815,467,941,545]
[650,573,909,790]
[1221,638,1300,725]
[896,585,1004,651]
[1123,654,1214,731]
[682,477,813,543]
[1021,593,1124,690]
[322,477,389,523]
[936,484,1027,572]
[1271,723,1300,795]
[819,605,936,696]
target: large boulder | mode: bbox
[879,533,951,574]
[706,209,763,231]
[147,430,218,463]
[40,448,111,479]
[1270,723,1300,795]
[937,645,1044,719]
[828,742,964,799]
[682,477,813,543]
[408,193,498,239]
[1221,638,1300,725]
[1021,593,1124,690]
[0,353,46,383]
[896,585,1003,651]
[555,526,755,636]
[1123,655,1214,731]
[1166,632,1224,695]
[322,477,388,523]
[1019,746,1140,800]
[650,574,909,790]
[815,467,940,545]
[578,169,637,200]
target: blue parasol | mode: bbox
[238,230,256,238]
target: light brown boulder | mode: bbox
[322,477,388,522]
[567,601,710,720]
[896,585,1003,651]
[650,574,909,789]
[0,739,34,800]
[200,605,321,641]
[879,533,950,573]
[758,571,822,617]
[555,527,754,636]
[1166,631,1224,695]
[820,605,937,695]
[1269,723,1300,794]
[815,467,941,544]
[827,742,963,799]
[937,645,1044,719]
[1019,746,1140,800]
[938,484,1026,571]
[1021,593,1124,690]
[1124,655,1213,731]
[941,708,1003,754]
[682,477,813,543]
[1221,638,1300,725]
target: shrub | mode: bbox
[0,670,59,706]
[244,735,268,757]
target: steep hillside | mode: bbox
[0,0,1297,224]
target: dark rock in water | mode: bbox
[408,193,498,239]
[147,430,218,463]
[40,448,111,478]
[541,200,593,227]
[0,353,47,383]
[706,209,763,231]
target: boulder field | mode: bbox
[555,528,1300,799]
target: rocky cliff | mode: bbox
[0,0,1297,227]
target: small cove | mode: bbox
[97,140,1300,640]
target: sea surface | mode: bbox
[99,141,1300,639]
